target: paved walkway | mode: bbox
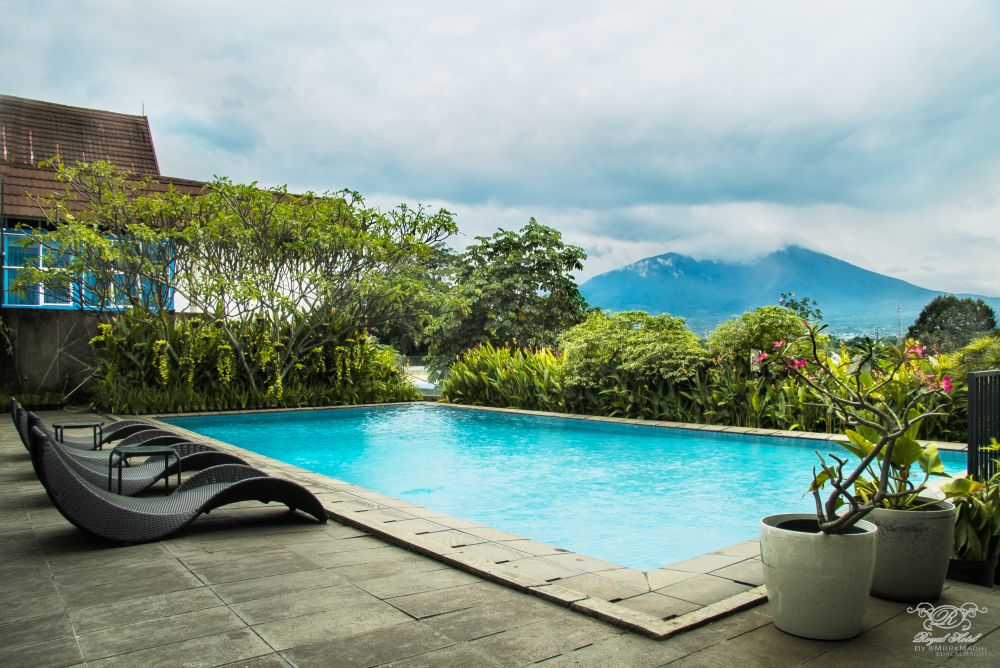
[1,413,998,667]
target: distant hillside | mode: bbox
[579,246,1000,337]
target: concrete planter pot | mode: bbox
[760,513,878,640]
[866,499,955,602]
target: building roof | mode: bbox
[0,95,160,175]
[0,162,206,221]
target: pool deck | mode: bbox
[147,401,968,640]
[3,408,995,667]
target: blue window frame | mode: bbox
[1,228,175,311]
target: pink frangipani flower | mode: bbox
[773,339,786,349]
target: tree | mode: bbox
[778,291,823,322]
[707,306,808,357]
[560,310,707,388]
[907,295,998,353]
[17,160,457,395]
[426,218,588,370]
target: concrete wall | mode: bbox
[0,309,99,398]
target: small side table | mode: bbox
[107,444,181,495]
[53,421,105,449]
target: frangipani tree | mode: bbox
[15,160,456,395]
[771,325,953,534]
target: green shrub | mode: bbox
[707,306,808,356]
[942,336,1000,381]
[440,310,967,441]
[439,344,565,411]
[89,315,417,414]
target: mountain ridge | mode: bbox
[578,246,1000,336]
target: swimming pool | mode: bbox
[163,405,966,569]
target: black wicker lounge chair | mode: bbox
[33,426,326,543]
[21,415,249,494]
[53,417,157,451]
[9,398,155,452]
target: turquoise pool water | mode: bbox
[163,405,966,569]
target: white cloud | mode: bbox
[2,1,999,294]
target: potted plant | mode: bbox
[942,445,1000,587]
[761,328,953,639]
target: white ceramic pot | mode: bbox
[760,513,878,640]
[866,499,956,602]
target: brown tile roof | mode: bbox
[1,163,206,221]
[0,95,160,175]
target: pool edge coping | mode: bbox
[138,400,963,639]
[142,404,774,639]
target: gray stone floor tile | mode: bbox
[544,551,624,573]
[497,555,587,583]
[690,624,834,667]
[43,542,170,573]
[0,635,83,668]
[251,599,413,651]
[0,529,38,554]
[356,565,481,599]
[0,611,73,652]
[189,552,323,585]
[281,620,456,668]
[53,557,190,592]
[58,569,205,609]
[617,592,701,620]
[324,553,451,582]
[299,543,406,567]
[211,568,347,604]
[945,627,1000,666]
[386,581,525,619]
[0,591,65,624]
[495,538,566,556]
[68,587,225,634]
[555,573,648,602]
[0,573,58,603]
[662,610,773,654]
[467,614,622,665]
[538,631,688,667]
[449,541,535,565]
[422,602,551,642]
[590,567,652,591]
[655,574,752,606]
[385,643,507,667]
[217,654,293,668]
[665,553,746,574]
[645,568,699,590]
[707,558,764,586]
[77,605,245,660]
[802,644,938,667]
[86,628,272,668]
[712,540,761,559]
[230,584,377,625]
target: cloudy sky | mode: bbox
[3,1,999,293]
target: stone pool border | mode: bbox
[140,402,965,639]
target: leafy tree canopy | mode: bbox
[559,310,708,388]
[707,305,808,356]
[426,218,588,370]
[778,291,823,322]
[907,295,998,353]
[941,335,1000,380]
[16,160,457,394]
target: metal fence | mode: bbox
[967,370,1000,480]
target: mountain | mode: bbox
[579,246,1000,337]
